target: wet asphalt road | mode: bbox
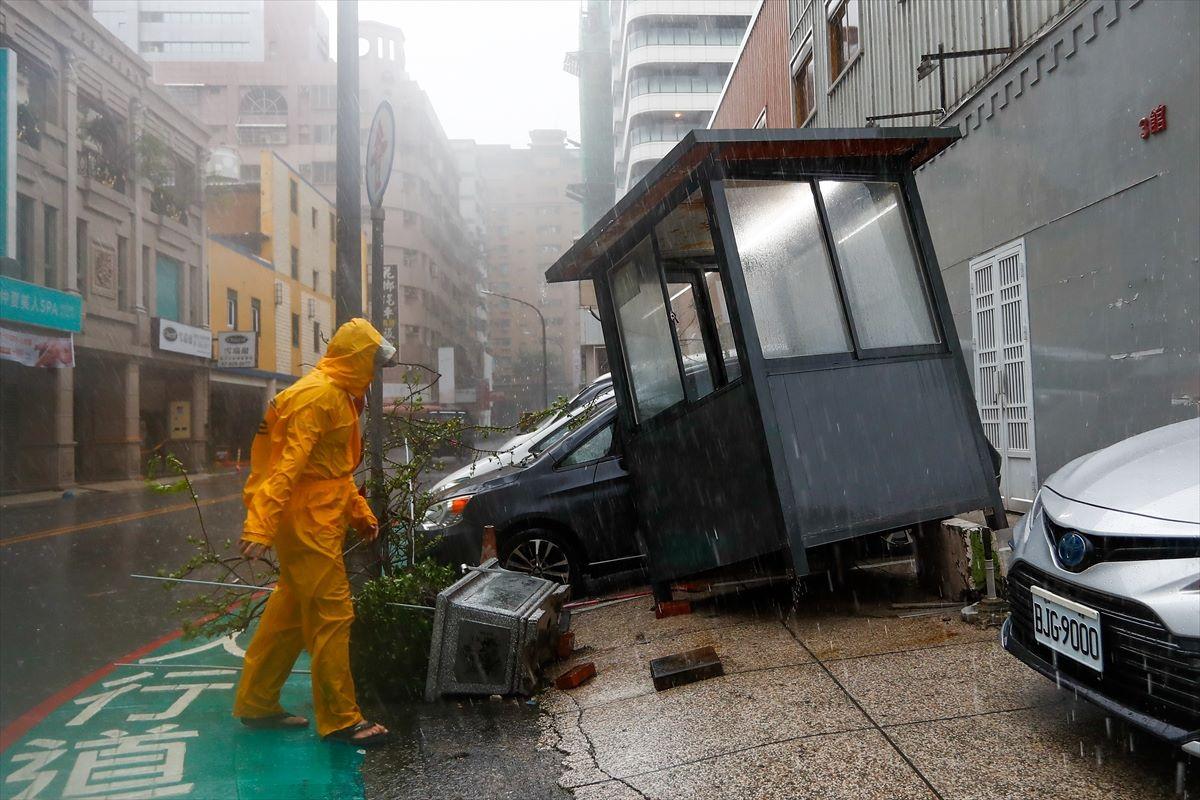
[0,472,249,729]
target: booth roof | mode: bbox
[544,127,960,284]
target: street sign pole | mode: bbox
[369,203,386,573]
[365,101,396,575]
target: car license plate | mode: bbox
[1031,585,1103,672]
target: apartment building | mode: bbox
[97,0,338,190]
[461,131,583,424]
[709,0,1199,509]
[357,21,486,412]
[206,151,336,457]
[609,0,755,196]
[2,0,211,491]
[93,6,490,416]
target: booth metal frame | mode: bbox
[546,129,1006,587]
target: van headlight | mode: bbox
[1013,492,1043,552]
[420,495,472,531]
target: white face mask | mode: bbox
[375,339,397,366]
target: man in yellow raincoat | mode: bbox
[233,318,395,746]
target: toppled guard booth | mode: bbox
[545,129,1005,593]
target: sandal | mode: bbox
[240,711,309,729]
[324,720,391,747]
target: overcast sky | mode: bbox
[318,0,582,147]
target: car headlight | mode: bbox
[420,495,472,531]
[1013,492,1043,552]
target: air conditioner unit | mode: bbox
[274,282,284,306]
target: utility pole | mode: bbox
[335,0,362,324]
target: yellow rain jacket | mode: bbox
[233,318,382,736]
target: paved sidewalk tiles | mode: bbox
[542,595,1193,800]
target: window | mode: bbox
[289,180,298,213]
[818,180,938,349]
[251,298,262,332]
[313,320,322,351]
[76,219,89,294]
[665,278,715,401]
[704,270,740,381]
[14,195,34,281]
[312,270,320,291]
[239,87,288,116]
[292,313,300,347]
[117,235,129,309]
[311,208,318,228]
[724,180,851,358]
[793,51,815,124]
[290,246,299,279]
[237,125,286,145]
[559,423,614,467]
[827,0,861,82]
[311,162,337,184]
[308,85,337,110]
[226,289,238,328]
[15,52,59,148]
[155,254,181,320]
[610,237,684,422]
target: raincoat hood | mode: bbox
[316,318,383,396]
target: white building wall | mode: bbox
[91,0,266,62]
[608,0,757,196]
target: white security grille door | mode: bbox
[970,240,1036,511]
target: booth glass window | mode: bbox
[704,270,741,381]
[665,277,715,401]
[724,180,852,359]
[610,237,685,422]
[818,180,939,349]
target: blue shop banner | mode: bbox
[0,275,83,332]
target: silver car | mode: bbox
[1001,418,1200,754]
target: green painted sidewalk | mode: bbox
[1,627,364,800]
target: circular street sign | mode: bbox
[365,100,396,210]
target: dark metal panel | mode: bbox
[769,356,998,547]
[626,383,785,581]
[705,177,805,575]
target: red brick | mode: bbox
[555,630,575,660]
[554,662,596,690]
[655,600,692,619]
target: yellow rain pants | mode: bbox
[233,318,382,737]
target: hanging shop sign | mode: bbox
[217,331,258,369]
[0,324,75,367]
[0,274,83,332]
[154,318,212,359]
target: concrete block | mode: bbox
[914,517,995,600]
[650,646,724,691]
[555,662,596,690]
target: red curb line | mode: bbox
[0,626,186,753]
